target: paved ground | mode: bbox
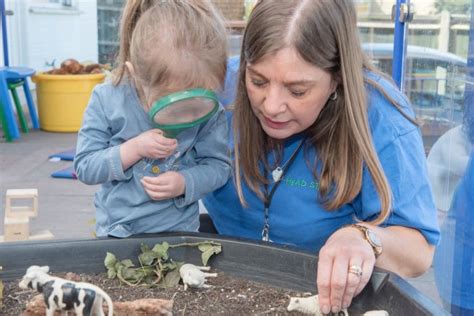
[0,130,97,240]
[0,129,445,310]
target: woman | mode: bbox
[203,0,439,314]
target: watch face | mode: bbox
[367,230,382,248]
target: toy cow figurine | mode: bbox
[19,265,113,316]
[179,263,217,290]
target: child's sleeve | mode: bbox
[74,88,130,185]
[174,107,232,208]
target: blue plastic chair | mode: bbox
[0,0,39,141]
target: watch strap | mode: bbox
[345,223,383,258]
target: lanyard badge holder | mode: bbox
[149,88,219,138]
[262,140,305,242]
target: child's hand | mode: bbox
[141,171,185,200]
[135,129,177,159]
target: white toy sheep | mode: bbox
[179,263,217,290]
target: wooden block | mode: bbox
[6,189,38,198]
[4,216,30,242]
[29,230,55,241]
[5,188,38,218]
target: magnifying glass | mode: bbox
[148,88,219,138]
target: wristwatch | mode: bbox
[348,224,383,258]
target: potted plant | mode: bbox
[32,59,108,132]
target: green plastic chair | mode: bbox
[8,80,28,134]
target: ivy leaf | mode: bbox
[199,243,222,266]
[152,242,170,260]
[119,266,144,284]
[161,261,178,272]
[140,243,151,253]
[107,269,117,279]
[104,252,117,269]
[139,251,159,266]
[121,259,135,268]
[163,268,181,288]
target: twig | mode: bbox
[7,295,20,303]
[14,289,34,295]
[168,241,221,248]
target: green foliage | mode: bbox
[434,0,471,14]
[104,241,222,288]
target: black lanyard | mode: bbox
[262,139,305,241]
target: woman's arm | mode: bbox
[316,224,434,315]
[371,225,434,277]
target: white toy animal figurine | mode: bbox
[19,265,113,316]
[179,263,217,290]
[364,311,389,316]
[287,294,348,315]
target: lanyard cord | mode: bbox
[262,139,305,241]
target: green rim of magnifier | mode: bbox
[148,88,219,131]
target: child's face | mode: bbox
[245,46,337,140]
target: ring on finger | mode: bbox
[348,264,363,277]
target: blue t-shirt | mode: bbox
[203,71,440,252]
[434,150,474,310]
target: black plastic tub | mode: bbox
[0,232,447,315]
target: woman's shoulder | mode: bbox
[364,71,419,147]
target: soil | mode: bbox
[1,270,314,315]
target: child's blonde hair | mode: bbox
[113,0,227,96]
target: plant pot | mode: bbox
[0,233,448,315]
[31,73,105,132]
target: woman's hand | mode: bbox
[135,129,177,160]
[141,171,185,200]
[317,226,376,314]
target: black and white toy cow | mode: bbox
[19,265,113,316]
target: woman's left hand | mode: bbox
[141,171,185,200]
[316,226,376,314]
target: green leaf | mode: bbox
[121,259,135,268]
[163,268,181,288]
[140,243,151,253]
[104,252,117,269]
[107,268,117,279]
[139,251,159,266]
[200,244,222,266]
[144,274,156,285]
[121,267,142,282]
[161,261,178,272]
[152,242,170,260]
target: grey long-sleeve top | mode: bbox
[74,81,231,237]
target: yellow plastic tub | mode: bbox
[32,73,106,132]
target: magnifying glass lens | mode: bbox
[148,89,219,138]
[152,97,216,125]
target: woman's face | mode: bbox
[245,47,337,139]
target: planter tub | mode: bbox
[31,72,105,132]
[0,233,447,315]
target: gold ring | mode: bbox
[348,264,363,277]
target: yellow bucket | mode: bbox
[32,73,106,132]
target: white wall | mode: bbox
[2,0,98,72]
